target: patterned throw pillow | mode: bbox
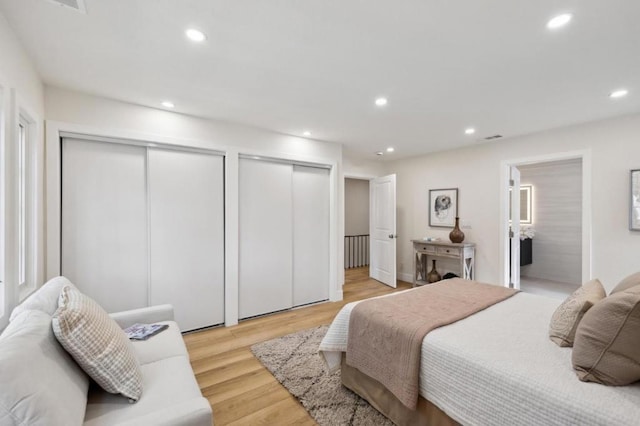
[549,279,606,347]
[52,286,143,401]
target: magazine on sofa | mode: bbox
[124,323,169,340]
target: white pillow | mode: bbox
[10,276,77,321]
[52,285,143,401]
[0,310,89,425]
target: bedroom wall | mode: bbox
[0,13,44,113]
[385,113,640,292]
[0,12,45,329]
[519,159,582,285]
[44,86,345,325]
[345,178,369,236]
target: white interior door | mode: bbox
[62,139,148,312]
[369,174,397,288]
[510,166,521,289]
[148,149,224,331]
[239,158,293,319]
[292,165,330,306]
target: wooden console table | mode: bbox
[411,240,475,287]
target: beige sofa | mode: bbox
[0,277,213,426]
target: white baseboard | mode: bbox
[398,272,413,284]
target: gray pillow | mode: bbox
[572,285,640,386]
[610,271,640,295]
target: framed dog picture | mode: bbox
[429,188,458,228]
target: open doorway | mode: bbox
[505,156,587,299]
[344,178,370,276]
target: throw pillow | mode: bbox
[0,310,89,425]
[52,285,143,401]
[549,279,606,347]
[610,271,640,295]
[572,285,640,385]
[10,276,77,321]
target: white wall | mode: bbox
[386,113,640,292]
[345,178,369,235]
[0,12,45,329]
[343,150,385,178]
[0,13,44,114]
[520,159,582,284]
[44,86,344,326]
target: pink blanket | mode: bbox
[346,279,518,409]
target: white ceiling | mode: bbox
[1,0,639,160]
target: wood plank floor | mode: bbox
[184,267,412,425]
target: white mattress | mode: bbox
[319,291,640,426]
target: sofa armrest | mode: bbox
[114,397,213,426]
[109,305,175,329]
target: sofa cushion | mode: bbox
[549,279,606,347]
[0,310,89,426]
[129,321,188,365]
[572,285,640,385]
[10,276,77,321]
[83,356,205,426]
[52,285,143,401]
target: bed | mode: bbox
[319,285,640,426]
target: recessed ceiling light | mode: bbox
[303,131,312,137]
[375,151,384,156]
[547,13,572,30]
[464,128,476,135]
[375,97,388,107]
[609,89,629,99]
[185,28,207,42]
[386,147,395,153]
[161,101,175,108]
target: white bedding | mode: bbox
[319,291,640,426]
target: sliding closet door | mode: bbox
[62,139,148,313]
[292,166,330,306]
[239,159,293,319]
[148,149,224,331]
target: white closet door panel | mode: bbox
[148,149,225,331]
[293,166,330,306]
[239,159,293,319]
[62,139,148,313]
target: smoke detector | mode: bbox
[45,0,87,14]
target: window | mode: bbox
[15,106,38,302]
[18,119,27,286]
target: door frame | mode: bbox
[499,150,592,287]
[342,173,375,286]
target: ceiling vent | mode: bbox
[484,134,503,140]
[45,0,87,14]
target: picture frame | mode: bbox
[429,188,458,228]
[630,169,640,231]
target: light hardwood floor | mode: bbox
[184,267,412,425]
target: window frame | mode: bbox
[15,103,39,301]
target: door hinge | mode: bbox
[509,179,515,187]
[509,230,514,238]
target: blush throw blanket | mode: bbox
[346,278,518,410]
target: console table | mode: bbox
[411,240,475,287]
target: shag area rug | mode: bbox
[251,325,393,426]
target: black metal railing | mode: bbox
[344,234,369,268]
